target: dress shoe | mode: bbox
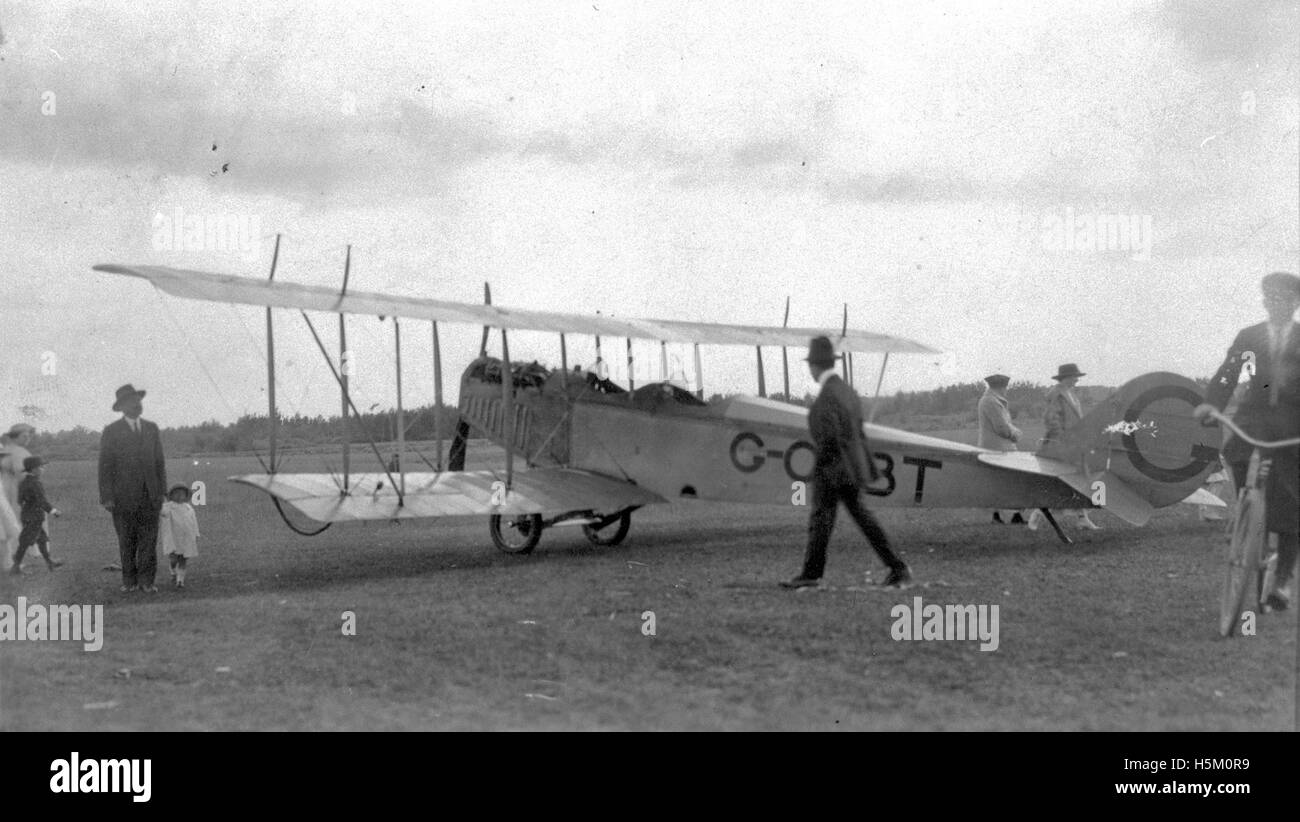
[142,585,159,593]
[1010,512,1026,524]
[120,585,137,593]
[1075,513,1102,530]
[1026,510,1043,531]
[992,512,1004,524]
[881,565,913,589]
[779,576,822,589]
[1265,590,1290,612]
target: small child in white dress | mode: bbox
[158,484,200,588]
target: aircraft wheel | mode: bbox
[582,510,632,547]
[490,514,543,554]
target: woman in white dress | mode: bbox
[0,423,35,570]
[158,484,200,587]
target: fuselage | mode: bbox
[457,362,1083,511]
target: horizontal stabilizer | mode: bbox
[230,468,665,523]
[1180,488,1228,507]
[977,452,1154,525]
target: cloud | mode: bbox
[1154,0,1300,62]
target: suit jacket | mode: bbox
[809,373,879,488]
[18,475,52,524]
[1042,384,1083,444]
[98,417,167,510]
[977,390,1020,451]
[1204,320,1300,461]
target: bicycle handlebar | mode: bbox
[1203,408,1300,449]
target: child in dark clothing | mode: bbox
[12,456,62,573]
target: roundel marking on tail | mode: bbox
[1121,383,1216,483]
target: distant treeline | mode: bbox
[22,376,1213,459]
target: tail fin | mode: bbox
[1039,372,1220,509]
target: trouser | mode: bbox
[801,481,904,579]
[13,522,52,566]
[114,506,160,588]
[1227,456,1299,588]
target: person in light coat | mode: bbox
[0,423,36,569]
[977,374,1026,524]
[1030,364,1101,531]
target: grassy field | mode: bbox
[0,443,1294,731]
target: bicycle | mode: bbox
[1204,409,1300,637]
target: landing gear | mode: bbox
[489,513,543,554]
[582,509,633,546]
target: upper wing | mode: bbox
[231,467,666,523]
[93,264,940,355]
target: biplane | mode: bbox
[93,252,1224,551]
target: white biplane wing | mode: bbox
[92,264,940,354]
[232,468,666,523]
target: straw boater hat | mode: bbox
[984,374,1010,389]
[5,423,35,439]
[112,384,146,412]
[804,336,839,367]
[1052,363,1085,381]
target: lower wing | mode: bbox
[231,468,665,523]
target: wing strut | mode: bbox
[432,321,444,471]
[394,317,406,501]
[339,245,352,491]
[694,343,704,400]
[299,310,405,506]
[781,296,791,401]
[265,233,281,473]
[626,337,635,399]
[868,351,891,423]
[501,325,515,492]
[755,347,766,397]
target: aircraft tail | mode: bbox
[1038,372,1220,510]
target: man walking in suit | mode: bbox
[99,384,167,593]
[782,337,911,589]
[978,373,1026,524]
[1195,271,1300,611]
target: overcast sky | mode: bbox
[1,0,1297,432]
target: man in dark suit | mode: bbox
[782,337,911,589]
[99,384,167,593]
[1195,271,1300,611]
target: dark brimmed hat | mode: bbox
[1261,271,1300,297]
[804,336,839,367]
[168,483,191,498]
[1053,363,1085,381]
[22,455,45,472]
[112,384,146,412]
[984,374,1010,389]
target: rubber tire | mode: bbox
[582,510,631,547]
[490,513,543,554]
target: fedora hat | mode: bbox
[1052,363,1085,381]
[984,373,1010,389]
[804,336,839,367]
[112,384,146,412]
[1261,271,1300,297]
